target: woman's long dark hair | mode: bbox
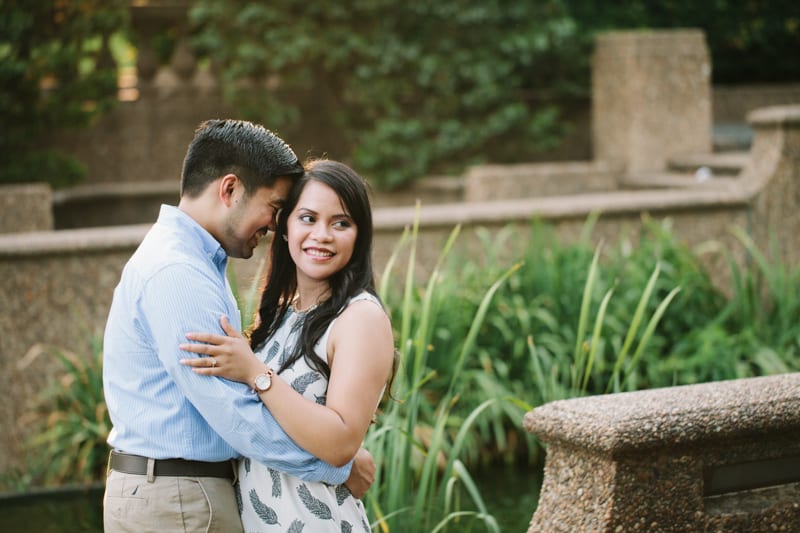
[248,159,380,379]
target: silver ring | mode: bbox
[210,358,217,367]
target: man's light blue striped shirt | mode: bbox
[103,205,349,484]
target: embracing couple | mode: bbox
[102,119,396,532]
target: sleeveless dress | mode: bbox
[236,292,380,532]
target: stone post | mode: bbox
[592,30,712,175]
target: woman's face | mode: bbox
[286,180,358,287]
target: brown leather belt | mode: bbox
[110,450,234,479]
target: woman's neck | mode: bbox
[293,284,330,313]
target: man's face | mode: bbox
[221,177,293,259]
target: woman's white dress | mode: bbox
[236,293,379,532]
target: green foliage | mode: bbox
[367,214,508,531]
[189,1,577,189]
[657,228,800,384]
[188,1,797,191]
[22,340,110,487]
[400,216,799,463]
[0,0,128,187]
[565,0,800,84]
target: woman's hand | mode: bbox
[179,315,265,385]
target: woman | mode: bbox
[179,159,395,531]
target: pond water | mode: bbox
[474,463,542,530]
[0,465,541,532]
[0,483,104,533]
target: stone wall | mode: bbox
[0,184,53,234]
[463,160,621,202]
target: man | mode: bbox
[102,119,374,532]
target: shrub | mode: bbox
[189,1,577,189]
[21,341,110,487]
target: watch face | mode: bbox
[255,373,272,391]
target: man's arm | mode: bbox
[344,447,376,499]
[145,262,352,484]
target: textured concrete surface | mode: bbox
[525,373,800,532]
[0,184,52,234]
[463,160,621,202]
[593,30,712,175]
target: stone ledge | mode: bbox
[51,180,179,203]
[0,224,150,257]
[748,105,800,127]
[667,151,750,175]
[374,186,751,230]
[524,373,800,454]
[464,160,620,201]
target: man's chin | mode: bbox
[227,246,254,260]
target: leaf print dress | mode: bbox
[236,293,378,532]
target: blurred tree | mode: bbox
[190,1,577,189]
[566,0,800,84]
[0,0,128,187]
[191,1,798,189]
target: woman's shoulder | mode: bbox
[336,291,389,329]
[346,291,382,309]
[328,292,393,354]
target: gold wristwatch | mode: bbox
[253,368,274,393]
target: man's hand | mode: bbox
[344,447,375,499]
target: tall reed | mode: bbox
[366,207,513,531]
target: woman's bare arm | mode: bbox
[180,301,394,466]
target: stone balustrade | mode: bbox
[525,373,800,532]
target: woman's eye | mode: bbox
[333,220,352,229]
[299,214,314,223]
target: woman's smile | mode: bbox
[304,247,334,260]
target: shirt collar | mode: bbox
[157,204,228,270]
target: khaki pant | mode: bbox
[103,469,243,533]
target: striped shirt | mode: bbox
[102,205,348,483]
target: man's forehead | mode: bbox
[257,177,293,200]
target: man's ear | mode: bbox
[219,174,239,207]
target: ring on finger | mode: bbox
[210,357,217,367]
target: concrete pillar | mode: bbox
[592,30,712,175]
